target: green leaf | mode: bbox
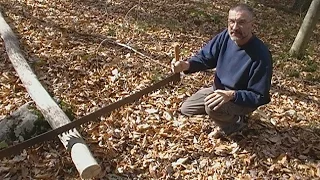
[0,141,9,149]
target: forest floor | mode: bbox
[0,0,320,179]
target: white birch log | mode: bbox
[0,11,100,179]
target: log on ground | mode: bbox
[0,11,101,179]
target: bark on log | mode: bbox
[0,11,101,179]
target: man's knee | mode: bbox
[180,101,206,116]
[180,87,214,116]
[204,105,213,116]
[180,102,193,116]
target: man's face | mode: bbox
[228,9,253,44]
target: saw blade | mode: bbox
[0,73,180,159]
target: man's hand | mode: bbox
[204,90,235,110]
[171,60,190,73]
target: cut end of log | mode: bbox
[1,11,101,179]
[71,143,101,179]
[81,164,101,179]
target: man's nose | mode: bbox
[231,22,240,30]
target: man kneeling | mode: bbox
[173,4,273,137]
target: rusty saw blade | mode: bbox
[0,73,180,159]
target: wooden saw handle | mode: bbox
[174,43,180,61]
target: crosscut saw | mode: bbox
[0,73,180,159]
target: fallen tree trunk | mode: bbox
[0,11,101,179]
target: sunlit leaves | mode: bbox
[0,0,319,179]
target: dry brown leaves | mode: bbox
[0,0,319,179]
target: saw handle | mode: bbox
[174,44,180,61]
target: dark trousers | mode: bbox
[180,87,256,129]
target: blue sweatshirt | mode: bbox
[185,29,272,108]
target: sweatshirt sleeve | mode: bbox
[184,32,224,74]
[233,54,273,107]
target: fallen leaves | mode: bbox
[0,0,320,179]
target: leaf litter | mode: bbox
[0,0,319,179]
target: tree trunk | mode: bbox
[0,11,101,179]
[289,0,320,58]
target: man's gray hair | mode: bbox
[230,4,254,18]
